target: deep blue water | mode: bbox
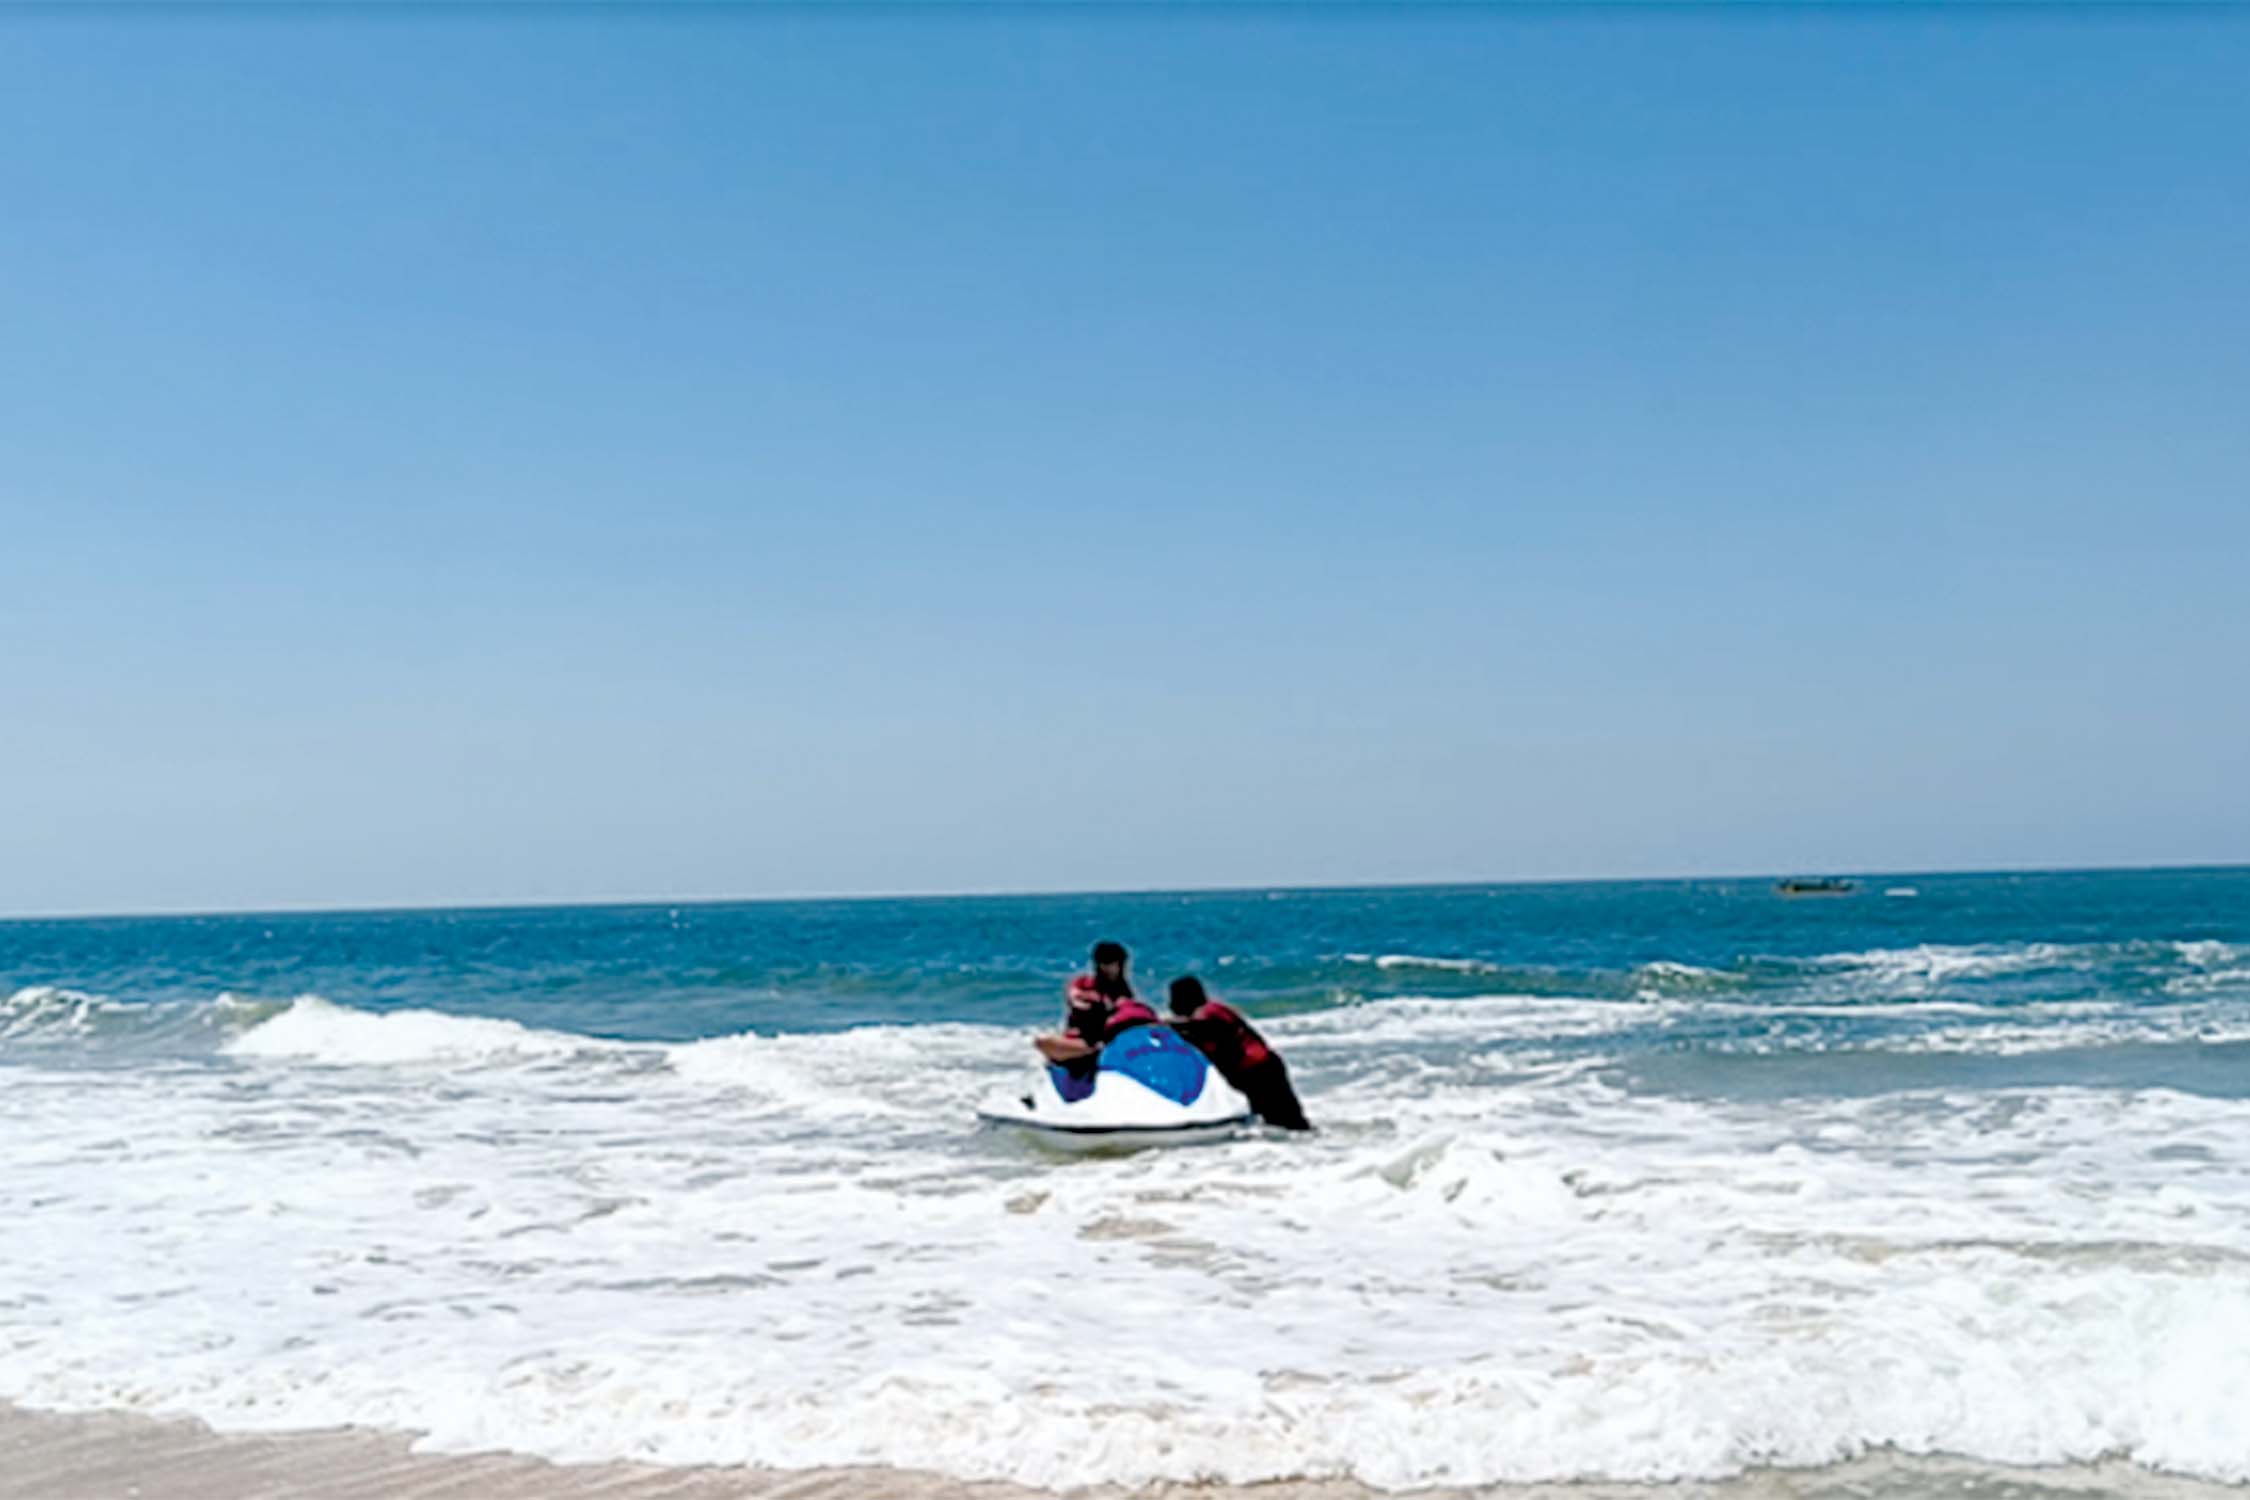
[5,866,2244,1045]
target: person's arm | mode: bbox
[1035,1032,1097,1063]
[1173,1016,1220,1057]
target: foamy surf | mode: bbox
[6,1002,2250,1486]
[224,995,599,1067]
[6,873,2250,1490]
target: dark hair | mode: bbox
[1091,941,1129,967]
[1167,975,1207,1015]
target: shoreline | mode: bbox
[3,1403,2243,1500]
[0,1401,1064,1500]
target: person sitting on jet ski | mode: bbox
[1034,940,1157,1065]
[1166,975,1312,1131]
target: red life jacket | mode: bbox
[1105,996,1159,1036]
[1065,975,1155,1043]
[1183,1000,1274,1075]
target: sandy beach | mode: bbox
[0,1401,1067,1500]
[11,1401,2249,1500]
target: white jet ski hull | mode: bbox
[975,1109,1252,1154]
[977,1024,1253,1153]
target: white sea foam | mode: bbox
[2162,943,2250,996]
[2175,941,2244,970]
[1630,960,1748,1001]
[664,1023,1007,1121]
[1638,960,1733,980]
[1345,952,1502,974]
[10,993,2250,1489]
[1808,940,2245,996]
[1279,994,1651,1057]
[2168,968,2250,997]
[0,986,112,1041]
[1816,943,2083,988]
[2,985,282,1048]
[223,994,597,1067]
[1885,1008,2250,1057]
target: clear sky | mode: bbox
[3,5,2246,916]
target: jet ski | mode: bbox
[977,1024,1254,1152]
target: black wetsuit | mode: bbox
[1175,1000,1312,1131]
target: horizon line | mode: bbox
[4,856,2244,926]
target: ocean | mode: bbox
[3,868,2248,1494]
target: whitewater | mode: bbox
[4,870,2249,1493]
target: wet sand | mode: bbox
[1,1401,2236,1500]
[0,1402,1053,1500]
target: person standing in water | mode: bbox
[1167,975,1312,1130]
[1034,940,1156,1064]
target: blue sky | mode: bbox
[3,7,2246,915]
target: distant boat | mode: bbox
[1774,877,1857,897]
[1884,886,1920,898]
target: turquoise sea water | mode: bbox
[4,868,2249,1490]
[9,865,2248,1050]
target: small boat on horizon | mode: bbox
[1775,877,1857,897]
